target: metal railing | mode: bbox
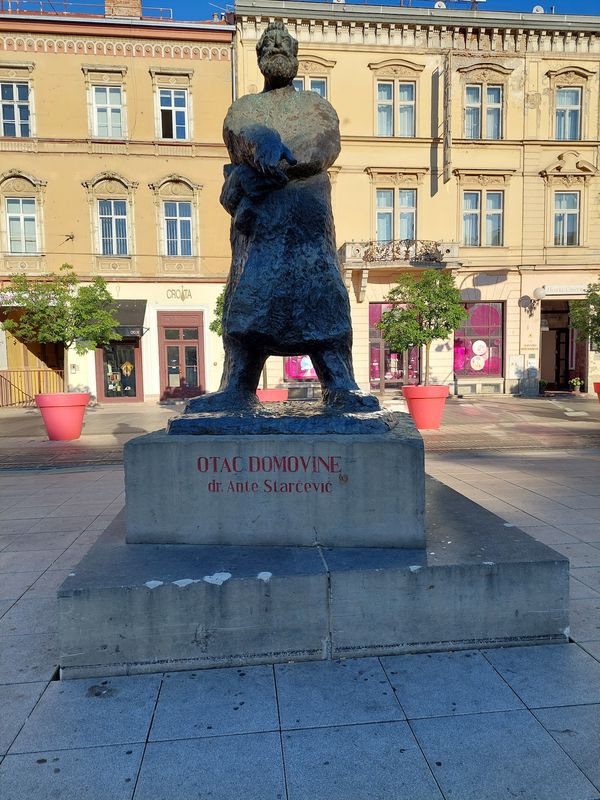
[340,239,445,265]
[0,368,64,407]
[0,1,173,18]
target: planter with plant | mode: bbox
[209,287,288,402]
[378,270,467,429]
[1,264,120,440]
[568,377,584,394]
[570,280,600,402]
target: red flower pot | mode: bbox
[594,382,600,403]
[256,388,289,402]
[35,393,90,441]
[402,385,449,430]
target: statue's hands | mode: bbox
[238,124,297,184]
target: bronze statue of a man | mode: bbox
[187,21,378,413]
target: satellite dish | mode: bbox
[532,4,545,12]
[434,1,447,7]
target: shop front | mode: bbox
[453,302,505,394]
[368,302,419,393]
[95,300,147,403]
[539,298,587,391]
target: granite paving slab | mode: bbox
[282,721,444,800]
[149,666,278,741]
[381,650,524,719]
[0,682,46,755]
[550,543,600,567]
[0,550,63,573]
[534,704,600,791]
[4,531,81,552]
[571,576,600,599]
[569,597,600,642]
[275,657,404,730]
[411,709,599,800]
[134,732,285,800]
[10,674,162,752]
[483,643,600,708]
[0,744,143,800]
[0,597,58,636]
[0,572,42,601]
[572,567,600,593]
[0,634,58,684]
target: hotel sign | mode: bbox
[544,285,588,296]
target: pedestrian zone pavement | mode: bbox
[0,449,600,799]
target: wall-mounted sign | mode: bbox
[544,285,588,297]
[166,286,192,302]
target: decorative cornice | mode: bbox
[546,66,596,81]
[540,150,598,183]
[366,167,429,185]
[457,62,513,76]
[0,35,230,61]
[81,63,127,76]
[149,174,201,192]
[0,59,34,72]
[368,58,425,74]
[149,66,194,79]
[82,171,138,190]
[297,54,336,70]
[453,168,515,185]
[0,168,46,187]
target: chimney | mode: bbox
[105,0,142,19]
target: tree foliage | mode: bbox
[208,287,225,337]
[570,281,600,350]
[1,264,120,355]
[378,270,467,385]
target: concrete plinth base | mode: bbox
[124,415,425,548]
[58,479,569,679]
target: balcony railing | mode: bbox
[0,369,64,407]
[340,239,447,266]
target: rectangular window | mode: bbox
[163,201,192,256]
[376,81,416,137]
[93,85,124,138]
[556,87,581,141]
[376,189,416,242]
[98,199,128,255]
[159,88,188,140]
[554,191,580,246]
[6,197,37,253]
[0,82,30,138]
[464,84,503,140]
[462,191,481,246]
[398,82,415,137]
[454,302,504,377]
[376,81,394,137]
[463,190,503,246]
[293,76,327,98]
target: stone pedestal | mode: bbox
[124,414,425,548]
[57,478,569,679]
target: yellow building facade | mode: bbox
[0,4,233,404]
[237,2,600,397]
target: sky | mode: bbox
[164,0,600,22]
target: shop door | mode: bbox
[555,328,569,389]
[158,312,205,400]
[95,339,143,402]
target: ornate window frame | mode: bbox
[368,59,425,138]
[150,67,194,142]
[0,60,36,139]
[366,167,428,241]
[456,63,513,141]
[294,55,335,99]
[149,174,202,275]
[82,64,128,140]
[453,168,514,248]
[540,150,598,248]
[82,171,138,275]
[546,67,595,141]
[0,169,46,274]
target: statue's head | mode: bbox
[256,21,299,90]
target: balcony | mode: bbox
[339,239,461,301]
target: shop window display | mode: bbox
[369,303,419,391]
[454,302,503,377]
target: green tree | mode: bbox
[378,270,467,386]
[570,280,600,350]
[208,287,225,337]
[1,264,120,384]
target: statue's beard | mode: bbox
[259,53,298,88]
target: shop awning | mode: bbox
[112,300,148,338]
